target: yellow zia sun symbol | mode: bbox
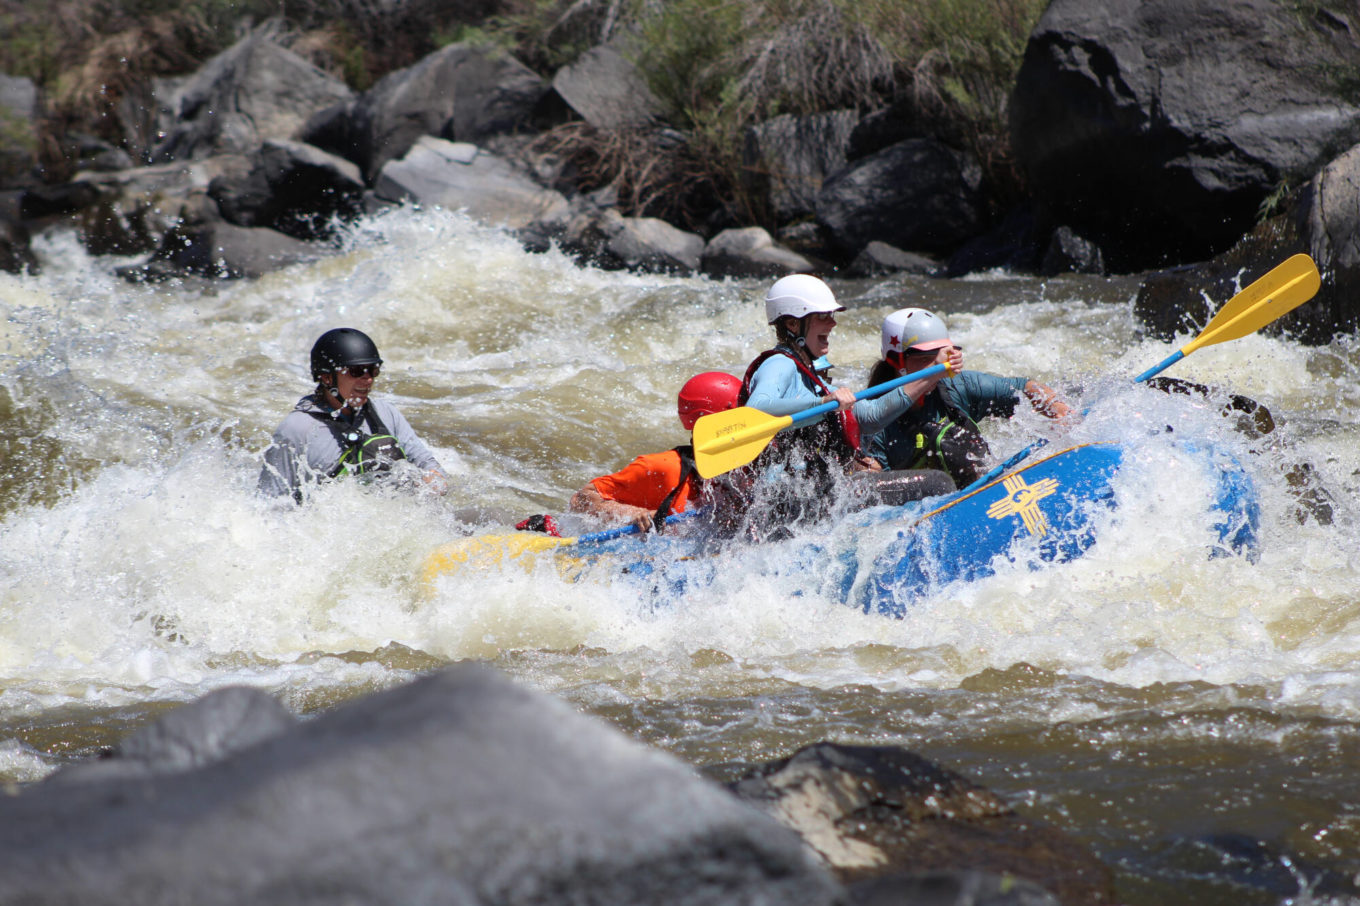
[985,473,1060,537]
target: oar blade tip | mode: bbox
[419,533,569,586]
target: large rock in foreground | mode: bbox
[1011,0,1360,272]
[0,664,840,906]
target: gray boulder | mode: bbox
[523,198,706,275]
[552,44,665,131]
[1135,139,1360,344]
[76,156,253,256]
[1011,0,1360,271]
[374,135,569,229]
[601,210,705,273]
[308,42,551,184]
[701,226,813,278]
[1039,226,1105,276]
[1303,140,1360,307]
[744,111,859,222]
[728,742,1115,904]
[848,241,941,277]
[151,29,354,163]
[208,139,365,240]
[0,73,41,189]
[816,138,986,257]
[0,664,841,906]
[121,196,323,281]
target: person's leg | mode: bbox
[847,469,955,507]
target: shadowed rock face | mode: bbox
[1011,0,1360,272]
[0,665,842,906]
[727,743,1117,905]
[150,31,355,164]
[816,138,986,256]
[325,42,553,184]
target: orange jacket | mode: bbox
[589,449,696,513]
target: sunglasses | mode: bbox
[340,364,381,378]
[886,349,936,368]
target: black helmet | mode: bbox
[310,328,382,380]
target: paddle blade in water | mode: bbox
[419,533,572,589]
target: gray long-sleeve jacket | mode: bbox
[257,393,446,501]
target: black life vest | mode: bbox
[884,383,991,486]
[898,418,990,486]
[310,405,407,479]
[650,444,697,531]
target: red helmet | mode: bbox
[677,372,742,430]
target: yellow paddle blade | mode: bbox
[1184,253,1320,355]
[691,405,793,479]
[419,533,575,588]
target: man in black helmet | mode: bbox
[258,328,449,502]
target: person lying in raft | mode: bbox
[866,308,1072,486]
[258,328,448,503]
[567,372,743,533]
[707,274,959,540]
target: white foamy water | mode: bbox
[2,210,1356,709]
[0,208,1356,824]
[7,207,1360,899]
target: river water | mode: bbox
[1,207,1357,905]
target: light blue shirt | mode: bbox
[745,349,916,435]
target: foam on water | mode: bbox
[1,206,1356,732]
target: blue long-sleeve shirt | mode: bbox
[745,351,916,435]
[868,370,1028,470]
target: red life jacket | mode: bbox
[739,347,862,461]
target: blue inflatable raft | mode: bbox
[424,440,1260,618]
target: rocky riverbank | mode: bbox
[0,0,1358,342]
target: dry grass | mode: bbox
[529,120,739,230]
[721,4,898,122]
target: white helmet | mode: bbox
[764,274,845,324]
[881,308,955,359]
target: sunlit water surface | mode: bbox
[2,208,1358,905]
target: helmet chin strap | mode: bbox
[322,372,363,414]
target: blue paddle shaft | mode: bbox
[1133,349,1185,384]
[576,510,695,545]
[788,363,948,429]
[960,348,1187,494]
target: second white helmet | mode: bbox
[764,274,845,324]
[881,308,955,359]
